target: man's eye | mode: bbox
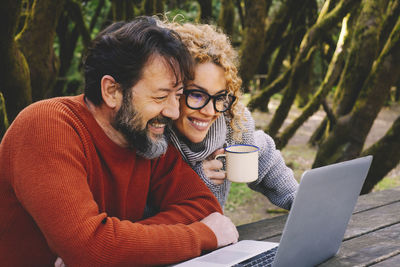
[155,96,168,100]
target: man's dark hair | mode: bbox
[83,16,194,105]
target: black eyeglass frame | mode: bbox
[182,89,237,112]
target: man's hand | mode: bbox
[54,257,66,267]
[203,148,226,185]
[201,212,238,247]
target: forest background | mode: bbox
[1,0,399,225]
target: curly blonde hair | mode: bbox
[164,21,246,139]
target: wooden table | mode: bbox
[237,186,400,266]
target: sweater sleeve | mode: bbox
[191,161,232,209]
[138,146,223,226]
[9,102,219,266]
[229,107,298,210]
[248,130,299,210]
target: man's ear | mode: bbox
[101,75,122,109]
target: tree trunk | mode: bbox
[235,0,245,30]
[0,0,32,122]
[218,0,235,36]
[67,0,91,49]
[332,0,387,118]
[54,0,105,97]
[0,92,9,140]
[294,57,314,108]
[247,67,291,112]
[54,11,80,97]
[256,0,297,78]
[197,0,213,23]
[238,0,267,92]
[17,0,66,101]
[308,6,360,144]
[361,115,400,194]
[266,0,361,138]
[249,0,317,112]
[277,15,350,149]
[313,15,400,168]
[263,33,291,87]
[379,0,400,51]
[155,0,164,14]
[142,0,164,16]
[112,0,124,19]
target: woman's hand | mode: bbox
[203,148,226,185]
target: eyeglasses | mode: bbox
[183,88,236,112]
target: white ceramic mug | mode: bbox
[215,144,259,183]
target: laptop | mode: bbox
[175,155,373,267]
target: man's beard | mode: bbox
[113,92,171,159]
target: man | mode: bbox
[0,17,238,266]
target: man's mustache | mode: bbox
[148,115,172,126]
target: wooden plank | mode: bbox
[240,201,400,248]
[238,187,400,241]
[319,223,400,266]
[344,201,400,240]
[354,186,400,213]
[237,214,287,241]
[372,253,400,266]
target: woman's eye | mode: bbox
[190,92,205,100]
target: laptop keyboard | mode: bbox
[232,246,278,267]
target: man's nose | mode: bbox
[161,95,180,120]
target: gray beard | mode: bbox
[113,92,169,159]
[135,134,168,159]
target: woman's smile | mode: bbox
[174,62,226,143]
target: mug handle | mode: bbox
[214,154,226,160]
[214,154,226,171]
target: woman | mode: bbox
[166,21,299,210]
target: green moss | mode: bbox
[225,183,253,210]
[374,176,400,192]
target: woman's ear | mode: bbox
[101,75,122,109]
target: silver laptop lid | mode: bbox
[273,155,372,267]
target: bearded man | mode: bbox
[0,17,238,266]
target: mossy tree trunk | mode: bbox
[277,15,351,149]
[258,0,317,82]
[311,0,393,152]
[235,0,245,30]
[379,0,400,51]
[292,1,319,108]
[256,0,297,79]
[0,92,9,140]
[218,0,235,36]
[54,0,105,97]
[238,0,267,92]
[16,0,66,101]
[332,0,388,119]
[66,0,92,49]
[308,7,360,145]
[361,115,400,194]
[248,0,317,112]
[113,0,136,19]
[313,15,400,168]
[197,0,213,23]
[142,0,164,16]
[247,68,291,112]
[0,0,32,122]
[266,0,360,138]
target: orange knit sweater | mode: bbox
[0,95,221,266]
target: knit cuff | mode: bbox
[190,221,218,251]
